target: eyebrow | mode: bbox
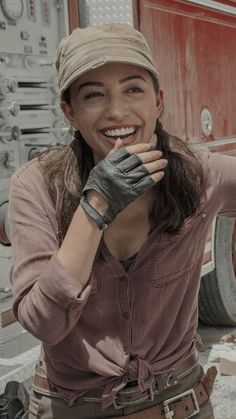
[77,75,146,92]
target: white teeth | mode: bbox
[104,127,136,137]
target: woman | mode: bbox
[9,24,236,418]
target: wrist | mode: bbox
[80,195,109,231]
[86,191,108,217]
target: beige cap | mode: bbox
[55,24,159,94]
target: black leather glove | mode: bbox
[80,147,155,230]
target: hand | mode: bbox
[124,137,167,185]
[81,136,168,228]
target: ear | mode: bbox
[155,89,164,118]
[60,100,76,126]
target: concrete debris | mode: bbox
[220,333,236,344]
[208,342,236,375]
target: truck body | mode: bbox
[133,0,236,325]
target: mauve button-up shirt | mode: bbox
[9,149,236,408]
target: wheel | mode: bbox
[199,216,236,326]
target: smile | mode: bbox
[102,126,137,139]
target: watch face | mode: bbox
[1,0,24,21]
[201,108,213,136]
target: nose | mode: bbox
[105,95,129,121]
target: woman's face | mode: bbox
[61,63,163,162]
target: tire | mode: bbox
[199,216,236,326]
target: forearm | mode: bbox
[57,193,107,289]
[10,173,106,344]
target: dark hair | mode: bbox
[39,86,203,243]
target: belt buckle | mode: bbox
[163,388,200,419]
[113,384,155,409]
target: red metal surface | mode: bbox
[133,0,140,29]
[232,220,236,278]
[138,0,236,144]
[67,0,80,33]
[1,309,16,328]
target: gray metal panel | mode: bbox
[79,0,133,27]
[0,0,69,386]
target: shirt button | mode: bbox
[70,302,79,310]
[120,276,127,282]
[123,312,129,320]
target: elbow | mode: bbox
[15,310,68,346]
[41,332,66,346]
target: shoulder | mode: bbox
[11,157,44,190]
[191,146,236,173]
[10,153,54,205]
[11,147,63,189]
[191,145,211,163]
[191,146,236,205]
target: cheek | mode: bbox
[146,101,158,125]
[72,108,91,133]
[73,105,102,129]
[145,95,159,115]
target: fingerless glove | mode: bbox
[80,148,155,229]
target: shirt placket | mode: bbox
[119,274,131,354]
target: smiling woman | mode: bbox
[61,63,161,160]
[8,23,236,419]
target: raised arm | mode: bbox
[10,142,167,345]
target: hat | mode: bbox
[55,24,159,94]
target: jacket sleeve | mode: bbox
[207,151,236,217]
[9,165,93,345]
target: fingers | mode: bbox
[150,171,165,183]
[108,138,124,155]
[108,139,168,185]
[143,158,168,174]
[126,142,168,184]
[138,150,162,163]
[126,142,154,155]
[109,135,158,158]
[143,159,168,185]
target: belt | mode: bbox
[32,346,216,419]
[32,366,217,419]
[109,366,217,418]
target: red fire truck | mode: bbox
[131,0,236,326]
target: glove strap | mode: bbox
[80,195,109,231]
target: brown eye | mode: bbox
[84,92,104,100]
[126,87,143,94]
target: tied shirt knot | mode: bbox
[101,358,154,409]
